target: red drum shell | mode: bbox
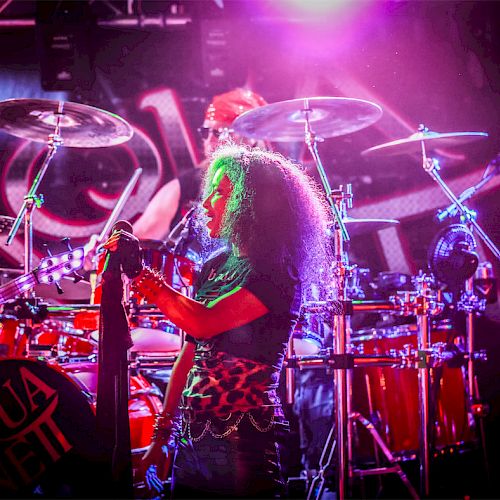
[0,318,26,357]
[140,239,197,289]
[33,321,96,357]
[59,361,163,450]
[352,324,475,456]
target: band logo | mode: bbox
[0,360,98,494]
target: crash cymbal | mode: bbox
[232,96,383,142]
[342,217,399,236]
[0,98,133,148]
[361,130,488,157]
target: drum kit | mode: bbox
[233,97,498,498]
[0,95,497,498]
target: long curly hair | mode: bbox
[202,143,333,292]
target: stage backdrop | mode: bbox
[0,0,499,278]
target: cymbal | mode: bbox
[361,130,488,157]
[0,98,133,148]
[232,96,383,142]
[342,217,399,236]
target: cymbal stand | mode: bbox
[6,102,64,274]
[418,124,497,493]
[418,125,500,261]
[412,273,442,497]
[5,103,64,355]
[302,100,351,499]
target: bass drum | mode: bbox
[351,324,475,459]
[59,361,163,450]
[0,358,162,497]
[0,358,101,497]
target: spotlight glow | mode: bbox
[287,0,350,15]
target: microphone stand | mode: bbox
[302,98,351,499]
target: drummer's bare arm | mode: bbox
[133,268,269,339]
[132,178,181,240]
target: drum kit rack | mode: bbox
[233,97,498,499]
[0,95,498,499]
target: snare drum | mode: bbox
[351,324,475,457]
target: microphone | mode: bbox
[103,220,142,278]
[112,219,133,233]
[166,206,197,251]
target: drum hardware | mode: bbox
[363,125,497,260]
[340,217,400,237]
[232,96,383,143]
[436,153,499,223]
[130,354,178,368]
[233,101,383,496]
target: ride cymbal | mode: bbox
[0,98,133,148]
[361,130,488,157]
[232,96,383,142]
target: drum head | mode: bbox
[0,358,101,497]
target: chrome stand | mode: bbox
[418,125,500,261]
[302,100,351,499]
[413,274,440,497]
[417,124,497,495]
[5,106,64,356]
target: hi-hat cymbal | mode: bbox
[342,217,399,236]
[232,96,383,142]
[0,98,133,148]
[361,130,488,157]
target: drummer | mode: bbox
[105,144,333,498]
[132,87,269,241]
[83,87,268,278]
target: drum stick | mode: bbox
[98,168,142,243]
